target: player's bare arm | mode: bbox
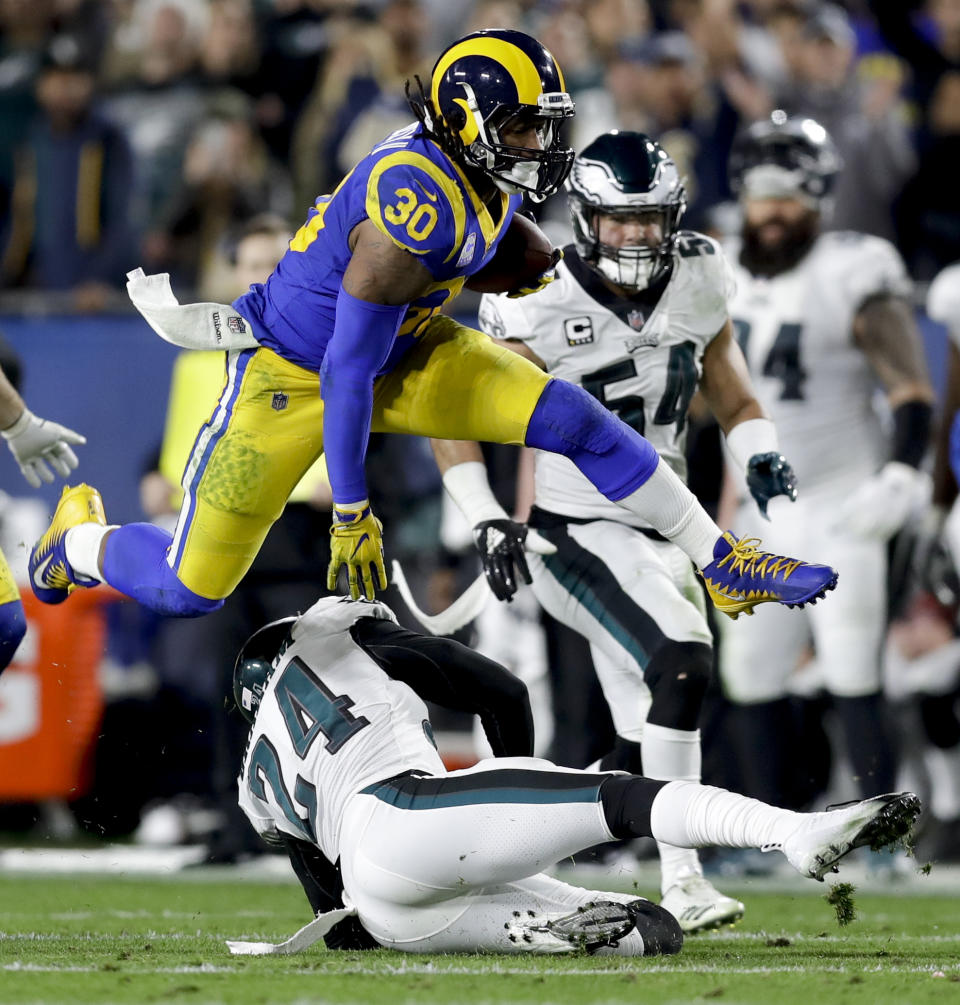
[0,368,25,429]
[698,318,767,433]
[852,294,935,409]
[700,318,798,518]
[344,219,435,305]
[831,296,934,539]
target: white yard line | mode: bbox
[2,960,956,977]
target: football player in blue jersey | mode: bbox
[30,29,837,622]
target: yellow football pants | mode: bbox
[169,315,550,599]
[0,549,19,607]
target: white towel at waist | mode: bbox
[126,268,259,351]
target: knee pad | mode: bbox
[627,899,683,956]
[645,641,712,731]
[0,598,26,673]
[525,379,625,457]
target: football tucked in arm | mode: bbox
[465,214,557,294]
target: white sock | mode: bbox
[642,724,704,890]
[650,780,802,852]
[616,460,721,569]
[924,744,960,821]
[64,523,115,582]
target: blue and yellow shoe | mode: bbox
[700,531,838,620]
[29,483,106,605]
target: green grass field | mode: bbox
[1,866,958,1005]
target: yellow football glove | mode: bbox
[506,248,563,298]
[328,500,387,600]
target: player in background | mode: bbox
[227,595,919,957]
[913,262,960,861]
[718,112,935,809]
[0,362,84,673]
[432,131,799,932]
[29,29,835,625]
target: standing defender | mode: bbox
[720,113,934,805]
[435,131,798,931]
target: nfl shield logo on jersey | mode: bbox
[272,391,289,411]
[627,309,646,331]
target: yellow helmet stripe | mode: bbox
[554,55,566,92]
[431,37,546,112]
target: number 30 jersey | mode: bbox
[726,232,911,493]
[478,232,734,528]
[238,598,445,863]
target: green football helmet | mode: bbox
[232,617,296,724]
[566,130,687,290]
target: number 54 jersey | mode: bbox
[238,598,445,864]
[478,232,735,528]
[725,232,911,494]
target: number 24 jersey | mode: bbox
[238,599,445,864]
[478,232,734,528]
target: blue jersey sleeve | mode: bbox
[364,151,468,279]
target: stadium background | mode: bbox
[0,0,959,879]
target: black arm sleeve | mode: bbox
[349,617,534,757]
[281,837,378,950]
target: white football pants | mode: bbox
[338,756,647,953]
[527,520,711,739]
[720,491,887,703]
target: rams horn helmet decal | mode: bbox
[407,28,575,202]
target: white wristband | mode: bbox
[442,461,509,528]
[724,417,779,474]
[1,408,31,440]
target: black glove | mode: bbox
[473,519,534,601]
[746,452,798,518]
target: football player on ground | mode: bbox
[226,595,919,957]
[432,130,799,932]
[29,30,835,625]
[0,362,84,673]
[718,112,935,808]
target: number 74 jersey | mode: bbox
[478,232,734,528]
[725,231,911,493]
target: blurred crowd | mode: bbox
[3,0,960,306]
[1,0,960,871]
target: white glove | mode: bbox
[2,408,86,488]
[831,461,929,540]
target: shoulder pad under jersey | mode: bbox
[365,150,467,277]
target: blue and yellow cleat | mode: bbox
[700,531,838,620]
[29,484,106,605]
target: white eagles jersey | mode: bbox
[478,232,734,528]
[726,231,911,493]
[927,261,960,345]
[238,597,445,863]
